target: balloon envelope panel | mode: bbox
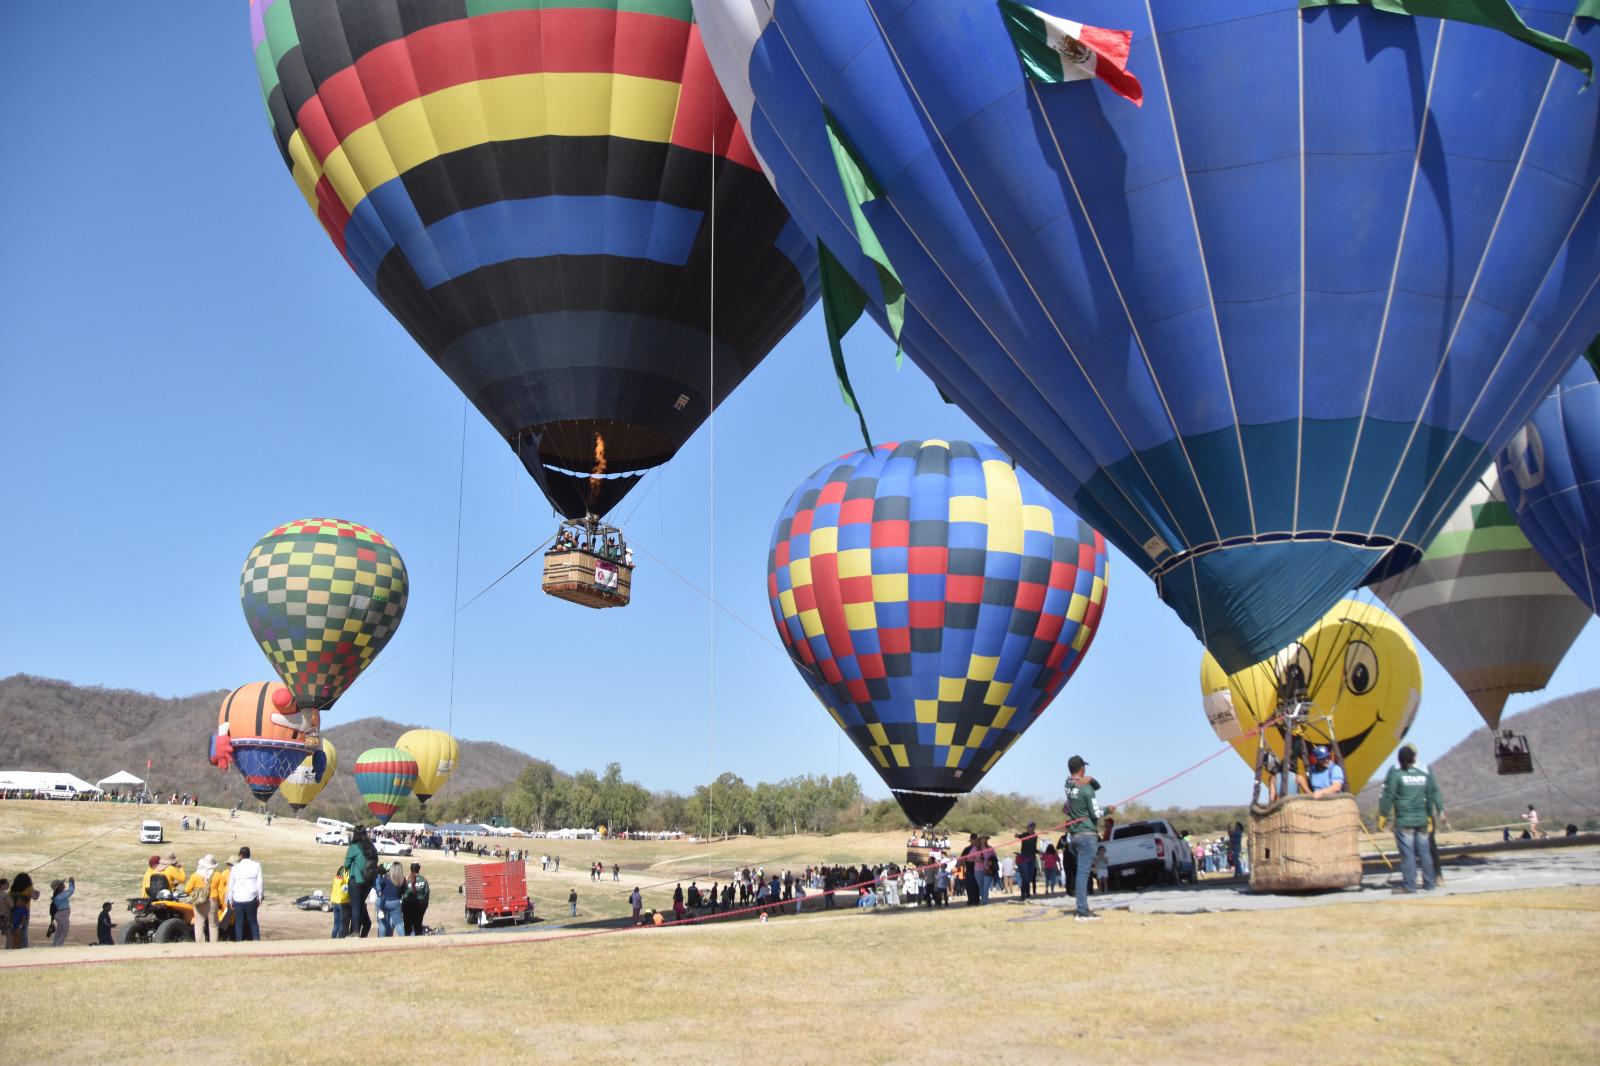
[1201,598,1422,793]
[767,440,1108,824]
[1371,465,1590,729]
[1498,361,1600,615]
[696,0,1600,672]
[249,0,818,518]
[239,518,408,712]
[353,747,419,824]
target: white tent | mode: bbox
[96,770,145,789]
[0,770,101,794]
[380,822,435,835]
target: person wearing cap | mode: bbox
[227,847,264,941]
[1377,743,1443,892]
[1064,754,1107,920]
[185,855,217,942]
[140,855,168,899]
[1296,745,1345,798]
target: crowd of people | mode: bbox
[334,827,431,938]
[549,527,633,566]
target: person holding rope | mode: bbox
[1064,754,1107,921]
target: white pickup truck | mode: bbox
[1100,819,1193,890]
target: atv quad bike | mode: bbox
[117,894,196,944]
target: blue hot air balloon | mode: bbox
[1498,358,1600,613]
[695,0,1600,671]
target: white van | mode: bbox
[139,820,164,844]
[315,816,353,832]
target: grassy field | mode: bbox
[2,882,1595,1062]
[4,802,1597,1061]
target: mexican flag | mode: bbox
[999,1,1143,105]
[1301,1,1593,81]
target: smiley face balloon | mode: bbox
[1201,599,1421,793]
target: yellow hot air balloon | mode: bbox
[1201,599,1422,794]
[279,738,337,813]
[396,729,459,806]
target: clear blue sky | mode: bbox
[2,3,1594,810]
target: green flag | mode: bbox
[824,112,905,364]
[1301,0,1594,81]
[818,240,874,449]
[1579,0,1600,23]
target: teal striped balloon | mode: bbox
[353,747,418,825]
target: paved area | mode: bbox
[1023,844,1600,915]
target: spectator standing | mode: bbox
[0,877,11,949]
[343,827,379,938]
[630,886,642,924]
[97,901,116,945]
[1227,823,1244,878]
[1377,744,1443,893]
[1064,754,1106,921]
[49,877,74,947]
[375,862,404,936]
[1041,845,1060,895]
[9,873,39,948]
[1018,823,1039,901]
[960,835,981,907]
[186,855,217,943]
[330,867,350,939]
[210,858,234,941]
[402,863,430,935]
[228,847,264,941]
[568,888,578,918]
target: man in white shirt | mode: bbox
[227,846,264,942]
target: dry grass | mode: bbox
[7,802,1596,1064]
[3,885,1596,1063]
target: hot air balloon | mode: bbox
[248,0,818,525]
[279,737,337,813]
[1498,359,1600,614]
[210,682,315,801]
[1201,599,1422,795]
[353,747,418,825]
[768,440,1108,825]
[396,729,459,806]
[696,0,1600,673]
[1371,465,1589,731]
[239,518,407,718]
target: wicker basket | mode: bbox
[1248,794,1362,892]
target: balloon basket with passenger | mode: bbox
[1493,730,1534,776]
[1246,701,1362,893]
[542,516,633,609]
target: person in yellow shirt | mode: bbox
[330,866,350,939]
[159,852,187,891]
[141,855,174,898]
[209,858,233,942]
[184,855,217,943]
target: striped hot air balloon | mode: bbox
[211,682,316,801]
[353,747,418,825]
[248,0,818,520]
[767,440,1108,825]
[1371,465,1589,730]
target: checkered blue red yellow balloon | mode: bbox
[767,441,1108,825]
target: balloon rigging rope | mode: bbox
[448,397,469,736]
[707,112,718,841]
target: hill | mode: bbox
[1359,687,1600,826]
[0,674,532,809]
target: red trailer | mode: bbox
[464,859,535,927]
